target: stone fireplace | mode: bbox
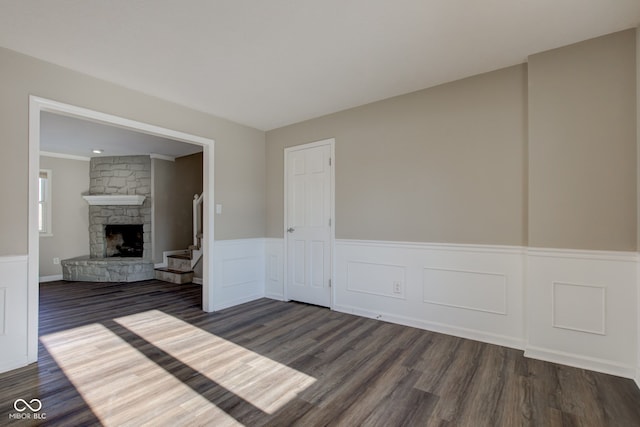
[62,155,155,282]
[105,224,144,257]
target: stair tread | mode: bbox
[168,254,191,260]
[155,267,194,274]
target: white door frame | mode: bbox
[283,138,336,308]
[28,96,216,363]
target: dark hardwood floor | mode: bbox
[1,280,639,426]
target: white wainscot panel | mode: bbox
[265,238,284,300]
[423,267,506,315]
[0,287,6,335]
[335,240,524,350]
[347,261,406,299]
[526,249,637,378]
[293,240,305,286]
[221,256,260,288]
[0,256,29,373]
[552,282,605,335]
[214,239,265,311]
[311,240,325,288]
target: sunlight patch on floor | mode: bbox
[41,323,242,426]
[114,310,317,414]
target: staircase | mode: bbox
[154,193,204,285]
[154,251,195,284]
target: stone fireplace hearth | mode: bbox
[62,156,155,282]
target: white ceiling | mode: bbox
[41,112,202,159]
[1,1,639,131]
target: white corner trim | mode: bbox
[150,153,176,162]
[40,151,91,161]
[39,274,63,283]
[525,346,636,379]
[82,195,146,205]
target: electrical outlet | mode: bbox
[393,281,402,294]
[53,257,60,265]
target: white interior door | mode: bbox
[285,140,333,307]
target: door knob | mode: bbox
[287,227,295,233]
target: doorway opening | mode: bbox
[28,96,215,363]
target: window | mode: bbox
[39,169,52,236]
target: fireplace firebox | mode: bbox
[105,224,144,258]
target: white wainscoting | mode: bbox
[329,240,639,380]
[525,248,638,378]
[334,240,526,350]
[0,255,29,373]
[265,238,285,300]
[213,239,265,311]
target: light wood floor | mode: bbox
[1,280,639,426]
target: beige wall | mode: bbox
[38,156,89,277]
[152,154,204,264]
[528,30,637,251]
[266,65,528,245]
[0,47,266,256]
[152,158,177,263]
[267,29,638,251]
[4,29,638,255]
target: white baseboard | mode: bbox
[334,303,524,350]
[39,274,63,283]
[524,346,636,379]
[265,292,285,301]
[192,277,202,285]
[0,358,30,374]
[214,293,264,311]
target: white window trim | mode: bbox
[39,169,52,237]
